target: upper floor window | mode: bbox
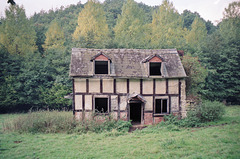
[150,62,161,76]
[148,55,163,76]
[95,61,108,74]
[91,53,110,75]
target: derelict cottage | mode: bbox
[70,48,187,125]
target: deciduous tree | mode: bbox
[0,5,37,55]
[43,20,65,50]
[113,0,148,48]
[72,0,109,48]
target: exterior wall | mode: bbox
[74,79,86,92]
[155,79,166,94]
[73,77,186,125]
[129,79,140,94]
[89,79,100,93]
[143,79,153,94]
[116,79,127,93]
[103,79,114,93]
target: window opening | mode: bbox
[155,99,168,114]
[95,61,108,74]
[150,62,161,76]
[95,98,108,113]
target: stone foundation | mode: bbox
[144,113,153,125]
[154,116,164,124]
[120,112,128,121]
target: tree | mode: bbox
[43,20,65,50]
[200,1,240,104]
[181,54,207,95]
[72,0,109,48]
[113,0,148,48]
[150,0,186,49]
[0,5,37,55]
[103,0,126,29]
[185,17,207,53]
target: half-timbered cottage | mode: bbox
[70,48,187,125]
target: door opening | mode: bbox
[130,103,142,124]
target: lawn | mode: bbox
[0,106,239,159]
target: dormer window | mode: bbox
[143,55,163,76]
[95,61,108,74]
[150,62,161,76]
[91,53,111,75]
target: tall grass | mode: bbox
[2,110,131,134]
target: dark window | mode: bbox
[95,61,108,74]
[95,98,108,113]
[155,99,168,114]
[150,62,161,76]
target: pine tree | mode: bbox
[0,5,37,55]
[72,0,109,48]
[150,0,186,49]
[113,0,148,48]
[43,20,65,50]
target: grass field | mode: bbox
[0,106,239,159]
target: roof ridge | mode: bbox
[72,48,178,53]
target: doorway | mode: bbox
[130,103,142,124]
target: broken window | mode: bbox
[95,61,108,74]
[155,99,168,114]
[150,62,161,76]
[95,98,108,113]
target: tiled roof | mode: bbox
[70,48,186,78]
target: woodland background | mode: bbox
[0,0,239,113]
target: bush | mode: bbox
[162,100,226,128]
[197,100,225,122]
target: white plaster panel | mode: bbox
[103,79,114,93]
[169,79,179,94]
[143,79,153,94]
[85,95,92,110]
[89,79,100,93]
[75,95,82,110]
[171,96,179,112]
[120,96,127,110]
[155,79,166,94]
[144,96,153,111]
[111,95,118,110]
[74,79,86,93]
[129,79,140,94]
[116,79,127,93]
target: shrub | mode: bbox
[162,100,226,128]
[197,100,225,122]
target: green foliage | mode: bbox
[72,0,109,48]
[40,83,71,109]
[114,0,148,48]
[185,17,208,53]
[0,5,37,55]
[43,20,65,50]
[163,100,226,128]
[150,0,186,49]
[200,2,240,104]
[181,54,208,95]
[196,100,226,122]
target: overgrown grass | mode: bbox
[0,106,239,158]
[1,110,131,134]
